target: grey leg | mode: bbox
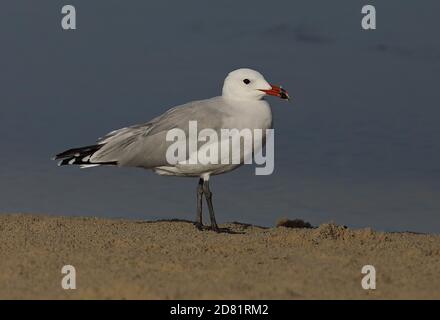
[195,178,204,228]
[202,180,219,232]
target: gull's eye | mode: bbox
[243,79,251,85]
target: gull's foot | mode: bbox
[194,222,204,231]
[211,224,220,233]
[193,222,221,233]
[194,222,243,234]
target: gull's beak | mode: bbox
[260,84,290,101]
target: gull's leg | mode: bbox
[202,179,219,232]
[195,178,204,229]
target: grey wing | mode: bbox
[90,97,227,168]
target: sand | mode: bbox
[0,214,439,299]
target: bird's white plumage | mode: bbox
[59,68,276,180]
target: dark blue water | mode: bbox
[1,1,439,232]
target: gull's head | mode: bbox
[222,68,290,101]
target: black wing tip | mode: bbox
[54,144,103,160]
[53,144,108,167]
[53,144,117,167]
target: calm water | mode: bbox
[1,1,439,232]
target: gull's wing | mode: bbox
[90,97,227,168]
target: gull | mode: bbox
[54,68,290,232]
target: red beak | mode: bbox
[260,84,290,100]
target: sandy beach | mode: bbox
[0,214,439,299]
